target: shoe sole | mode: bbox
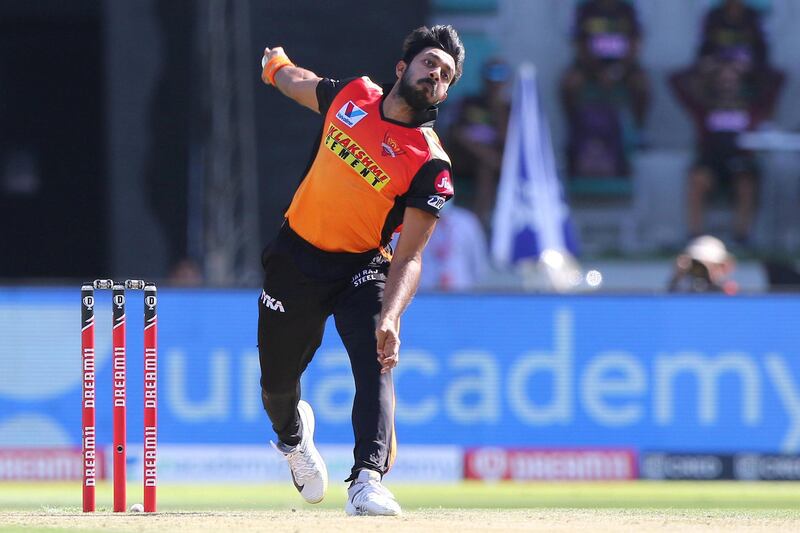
[345,502,361,516]
[296,400,328,504]
[345,502,401,516]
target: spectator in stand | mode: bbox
[668,234,738,294]
[695,0,784,117]
[698,0,768,70]
[560,0,650,179]
[168,257,204,287]
[670,0,784,246]
[447,58,511,228]
[419,203,489,291]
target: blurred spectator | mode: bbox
[2,148,40,197]
[697,0,768,70]
[168,257,203,287]
[447,58,511,227]
[763,260,800,291]
[694,0,784,116]
[670,0,784,245]
[419,204,489,291]
[670,60,759,243]
[560,0,650,179]
[668,234,738,294]
[145,0,197,272]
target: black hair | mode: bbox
[401,25,465,85]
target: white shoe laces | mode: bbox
[272,441,318,481]
[351,478,397,505]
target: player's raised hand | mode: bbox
[376,317,400,374]
[259,45,321,111]
[261,46,287,69]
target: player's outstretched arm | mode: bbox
[376,207,437,374]
[261,46,322,113]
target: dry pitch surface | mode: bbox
[2,482,800,532]
[3,509,800,533]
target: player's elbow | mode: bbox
[274,78,320,113]
[392,252,423,272]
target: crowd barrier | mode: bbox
[2,288,798,481]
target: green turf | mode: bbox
[2,481,800,512]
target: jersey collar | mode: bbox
[380,83,438,128]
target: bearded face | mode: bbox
[397,67,439,111]
[393,47,455,114]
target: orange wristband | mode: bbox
[263,55,294,86]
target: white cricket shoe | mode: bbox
[345,469,402,516]
[271,400,328,503]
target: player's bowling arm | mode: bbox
[261,46,322,113]
[381,207,437,323]
[376,208,437,372]
[273,68,322,112]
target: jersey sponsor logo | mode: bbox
[427,195,446,210]
[381,131,406,158]
[260,290,285,313]
[434,169,453,195]
[335,100,368,127]
[324,123,391,191]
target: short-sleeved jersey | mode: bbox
[284,76,455,253]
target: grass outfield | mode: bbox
[1,482,800,532]
[2,481,800,510]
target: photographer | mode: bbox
[668,235,737,294]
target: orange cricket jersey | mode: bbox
[284,77,455,253]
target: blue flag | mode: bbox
[491,64,579,267]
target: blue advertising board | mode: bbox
[1,288,798,453]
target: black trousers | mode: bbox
[257,224,395,481]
